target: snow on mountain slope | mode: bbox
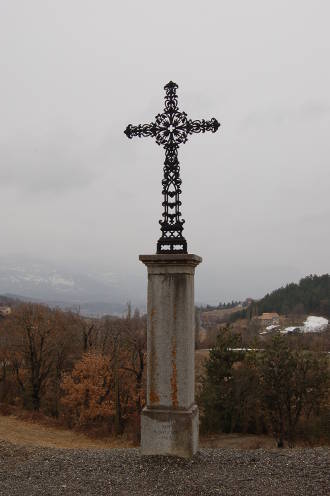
[302,316,328,333]
[280,316,328,334]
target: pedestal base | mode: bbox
[141,405,199,458]
[139,254,202,458]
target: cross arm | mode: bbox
[187,117,220,136]
[124,122,157,139]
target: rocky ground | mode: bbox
[0,441,329,496]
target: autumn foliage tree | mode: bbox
[60,349,145,434]
[59,311,147,436]
[61,353,114,427]
[0,302,146,439]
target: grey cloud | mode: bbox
[0,0,329,304]
[298,101,330,119]
[239,100,330,131]
[0,131,133,194]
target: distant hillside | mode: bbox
[0,294,21,307]
[0,256,129,303]
[255,274,329,316]
[230,274,330,321]
[0,293,127,317]
[200,305,243,328]
[0,255,137,316]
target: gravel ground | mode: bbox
[0,441,329,496]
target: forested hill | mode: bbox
[252,274,330,317]
[230,274,330,321]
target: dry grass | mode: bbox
[201,306,243,321]
[0,413,279,450]
[0,414,134,449]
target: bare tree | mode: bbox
[4,304,74,411]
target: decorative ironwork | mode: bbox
[124,81,220,254]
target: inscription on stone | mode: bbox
[152,421,174,441]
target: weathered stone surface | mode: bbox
[139,254,202,457]
[141,405,198,458]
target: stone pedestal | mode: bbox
[139,254,202,457]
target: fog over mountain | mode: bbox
[0,254,309,312]
[0,255,138,315]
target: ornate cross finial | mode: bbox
[124,81,220,254]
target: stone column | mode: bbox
[139,254,202,458]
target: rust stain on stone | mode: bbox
[149,308,159,405]
[171,337,178,408]
[149,389,160,404]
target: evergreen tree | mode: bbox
[199,329,244,433]
[260,335,329,447]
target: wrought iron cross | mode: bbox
[124,81,220,254]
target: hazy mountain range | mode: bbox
[0,256,139,316]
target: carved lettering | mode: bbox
[151,421,175,440]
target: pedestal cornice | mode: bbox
[139,254,202,268]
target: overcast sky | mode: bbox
[0,1,329,304]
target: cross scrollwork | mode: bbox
[124,81,220,254]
